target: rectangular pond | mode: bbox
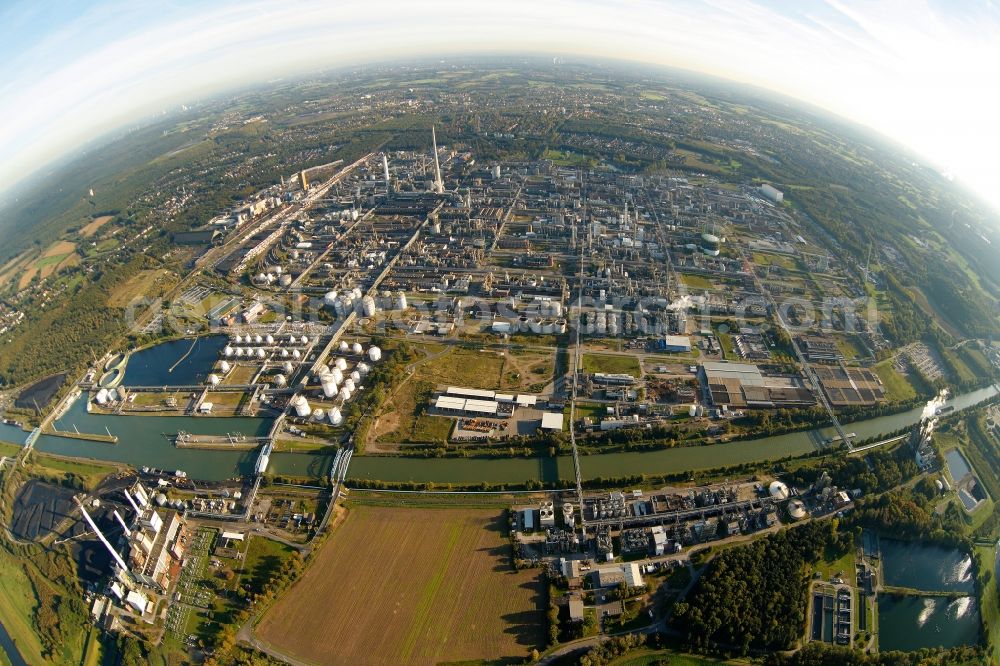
[877,595,979,652]
[945,448,972,483]
[880,538,975,594]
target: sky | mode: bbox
[1,0,999,211]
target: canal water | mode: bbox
[880,539,975,593]
[121,335,227,386]
[878,595,979,652]
[35,397,270,481]
[0,383,996,484]
[0,620,28,666]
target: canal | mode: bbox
[0,384,995,484]
[0,620,27,666]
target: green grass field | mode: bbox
[608,649,734,665]
[680,273,714,290]
[582,353,641,378]
[873,359,917,402]
[0,548,47,662]
[976,545,1000,658]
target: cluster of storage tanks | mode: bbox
[290,345,383,426]
[221,333,311,364]
[512,315,568,335]
[253,265,293,288]
[93,387,121,406]
[323,288,407,318]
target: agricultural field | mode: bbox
[108,269,177,307]
[78,215,115,238]
[582,353,641,378]
[255,506,544,665]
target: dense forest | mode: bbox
[671,521,850,654]
[780,445,918,496]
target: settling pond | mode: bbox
[877,538,979,652]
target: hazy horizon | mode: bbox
[2,0,999,214]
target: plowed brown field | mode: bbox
[256,505,544,665]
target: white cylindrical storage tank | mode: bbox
[316,363,330,377]
[256,348,267,359]
[155,493,168,507]
[322,377,338,398]
[288,335,298,345]
[236,347,246,357]
[395,290,408,310]
[368,346,382,362]
[351,287,362,300]
[293,396,311,418]
[350,370,361,383]
[254,335,263,344]
[280,349,289,358]
[343,378,355,392]
[356,362,370,376]
[207,374,220,386]
[235,334,243,344]
[351,342,363,355]
[265,334,275,345]
[224,346,234,357]
[334,357,348,371]
[312,408,325,421]
[339,341,350,352]
[324,291,339,307]
[220,360,231,373]
[329,408,343,426]
[301,336,310,345]
[331,367,344,384]
[274,374,287,387]
[95,388,110,405]
[362,295,377,317]
[339,387,352,402]
[292,349,301,360]
[688,404,698,417]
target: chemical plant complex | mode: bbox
[2,63,998,665]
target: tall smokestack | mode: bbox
[76,498,130,574]
[124,489,141,516]
[432,126,444,194]
[113,510,131,538]
[382,153,390,183]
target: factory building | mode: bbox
[658,335,692,353]
[759,183,784,203]
[701,361,814,408]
